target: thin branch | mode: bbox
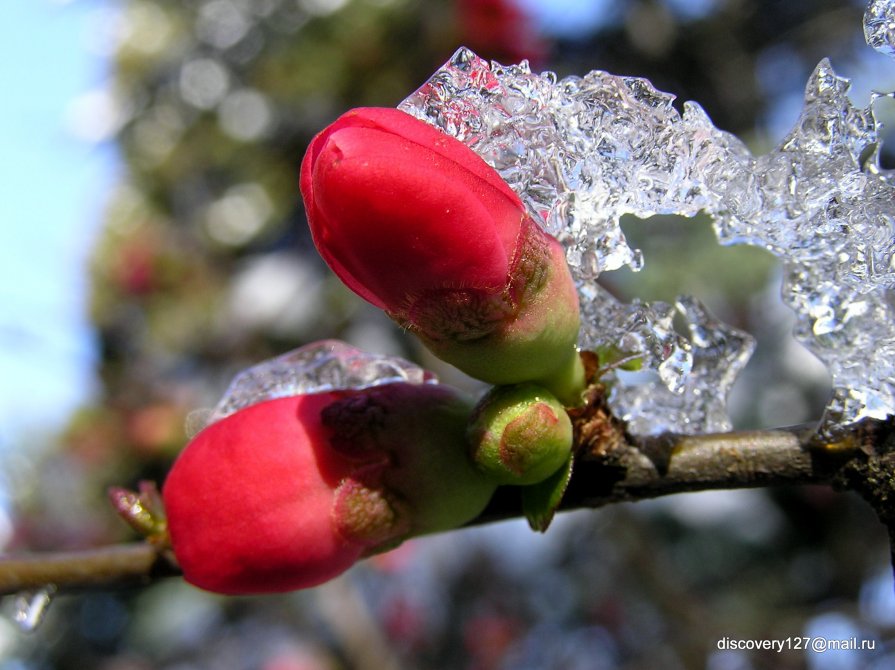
[471,423,833,524]
[0,417,890,597]
[474,417,894,525]
[0,543,177,596]
[573,424,831,503]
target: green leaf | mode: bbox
[521,455,573,532]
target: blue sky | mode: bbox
[0,0,115,443]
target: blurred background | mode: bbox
[2,0,895,668]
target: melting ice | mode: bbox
[198,340,437,430]
[399,42,895,435]
[865,0,895,58]
[11,586,55,633]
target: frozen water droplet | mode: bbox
[865,0,895,58]
[12,586,55,633]
[200,340,437,430]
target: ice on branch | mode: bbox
[399,47,895,434]
[193,340,437,432]
[610,297,755,435]
[865,0,895,58]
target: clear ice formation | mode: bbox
[607,297,756,437]
[399,45,895,434]
[865,0,895,58]
[202,340,437,429]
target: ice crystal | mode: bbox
[865,0,895,58]
[611,297,756,435]
[200,340,436,429]
[399,46,895,434]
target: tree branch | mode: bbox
[0,417,890,597]
[0,544,178,596]
[472,422,855,525]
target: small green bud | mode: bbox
[108,481,168,546]
[468,383,574,485]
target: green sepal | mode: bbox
[521,454,574,533]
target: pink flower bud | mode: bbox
[301,108,584,402]
[163,384,495,594]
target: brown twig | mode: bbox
[0,543,178,596]
[0,416,891,597]
[473,417,895,531]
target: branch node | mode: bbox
[566,351,629,461]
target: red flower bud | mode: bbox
[301,108,584,402]
[163,383,495,594]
